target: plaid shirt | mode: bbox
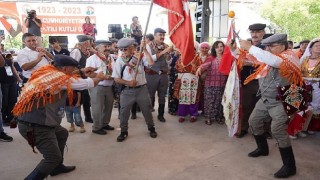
[201,56,228,87]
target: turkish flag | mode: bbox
[154,0,194,65]
[0,2,22,37]
[219,20,235,75]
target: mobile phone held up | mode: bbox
[0,30,4,39]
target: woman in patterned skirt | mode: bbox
[174,42,204,123]
[168,49,180,115]
[197,41,228,125]
[288,38,320,138]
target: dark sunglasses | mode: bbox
[119,48,128,52]
[266,44,280,48]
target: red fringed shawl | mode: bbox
[237,49,303,86]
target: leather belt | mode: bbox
[126,84,146,89]
[145,69,168,75]
[18,120,52,128]
[98,85,112,87]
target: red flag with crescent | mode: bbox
[219,19,236,75]
[0,2,22,37]
[153,0,194,65]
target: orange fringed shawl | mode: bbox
[237,49,303,86]
[13,65,79,117]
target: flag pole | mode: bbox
[134,0,154,80]
[8,35,13,48]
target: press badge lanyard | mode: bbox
[4,63,13,76]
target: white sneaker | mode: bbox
[297,132,307,138]
[289,135,297,139]
[307,131,315,135]
[69,126,75,132]
[80,127,86,133]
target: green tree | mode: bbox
[3,34,49,51]
[42,35,49,48]
[262,0,320,42]
[4,34,23,50]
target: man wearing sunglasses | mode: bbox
[233,34,300,178]
[70,35,95,123]
[112,38,157,142]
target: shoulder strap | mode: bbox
[120,56,133,78]
[120,65,127,78]
[70,48,78,55]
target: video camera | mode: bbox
[2,51,12,59]
[1,52,13,62]
[27,11,35,19]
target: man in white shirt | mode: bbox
[70,35,93,65]
[17,33,53,83]
[112,38,157,142]
[86,40,115,135]
[70,35,94,123]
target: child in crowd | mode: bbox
[66,90,85,133]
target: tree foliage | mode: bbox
[3,34,23,50]
[261,0,320,42]
[3,34,49,51]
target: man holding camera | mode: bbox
[25,10,42,47]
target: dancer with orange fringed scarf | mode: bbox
[230,34,303,178]
[14,55,104,180]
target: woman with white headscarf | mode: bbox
[288,38,320,138]
[197,42,211,113]
[173,41,205,123]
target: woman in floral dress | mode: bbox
[173,42,204,123]
[288,38,320,138]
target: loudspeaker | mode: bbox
[49,36,68,49]
[108,24,122,33]
[111,32,124,39]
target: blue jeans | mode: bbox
[65,106,83,126]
